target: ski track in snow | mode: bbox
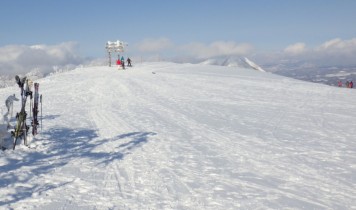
[0,62,356,209]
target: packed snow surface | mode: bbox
[0,62,355,209]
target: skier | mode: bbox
[116,59,121,69]
[121,60,125,70]
[337,81,342,87]
[127,57,132,67]
[346,81,350,88]
[119,55,125,69]
[350,81,353,88]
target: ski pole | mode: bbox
[40,94,42,132]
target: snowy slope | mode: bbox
[0,62,355,209]
[243,57,265,72]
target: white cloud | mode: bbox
[317,38,356,54]
[257,38,356,68]
[180,41,253,59]
[284,42,306,54]
[0,45,26,62]
[135,38,174,52]
[320,38,344,49]
[312,38,356,66]
[133,38,254,61]
[0,42,84,76]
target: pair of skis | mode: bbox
[12,76,42,150]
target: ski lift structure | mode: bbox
[105,40,127,67]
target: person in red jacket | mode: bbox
[116,59,122,70]
[338,80,342,87]
[350,81,354,88]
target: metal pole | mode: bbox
[108,51,111,67]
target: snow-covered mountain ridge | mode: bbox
[200,56,266,72]
[0,62,355,209]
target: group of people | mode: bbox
[338,80,353,88]
[116,56,132,69]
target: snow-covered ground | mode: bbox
[0,62,355,209]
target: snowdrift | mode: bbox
[0,62,355,209]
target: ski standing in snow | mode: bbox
[12,76,32,149]
[7,76,42,150]
[32,83,40,136]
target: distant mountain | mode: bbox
[199,56,356,86]
[200,56,265,72]
[262,62,356,86]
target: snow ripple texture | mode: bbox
[0,62,355,209]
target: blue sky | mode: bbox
[1,0,356,68]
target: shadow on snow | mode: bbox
[0,127,156,207]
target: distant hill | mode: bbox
[263,62,356,86]
[200,56,265,72]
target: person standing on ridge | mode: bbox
[116,55,122,70]
[338,81,342,87]
[350,81,354,88]
[121,56,125,70]
[127,57,132,67]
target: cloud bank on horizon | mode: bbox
[0,42,89,77]
[133,37,356,68]
[284,38,356,65]
[1,37,356,77]
[259,38,356,70]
